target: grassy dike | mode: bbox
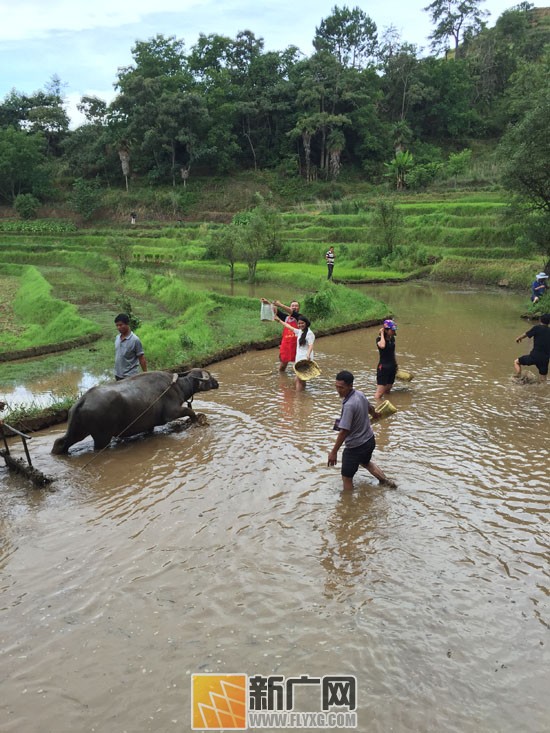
[136,279,389,369]
[0,264,100,355]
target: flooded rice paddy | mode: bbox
[0,283,548,732]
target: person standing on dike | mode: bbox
[326,246,335,280]
[374,319,398,400]
[261,297,300,372]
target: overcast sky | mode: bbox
[0,0,545,127]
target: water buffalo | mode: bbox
[51,368,219,455]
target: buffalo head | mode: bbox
[177,368,219,393]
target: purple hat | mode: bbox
[383,319,397,331]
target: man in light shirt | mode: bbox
[328,370,396,491]
[114,313,147,380]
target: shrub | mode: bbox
[302,283,336,320]
[406,163,442,190]
[330,199,368,214]
[14,194,40,220]
[69,178,102,221]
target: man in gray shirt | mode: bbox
[328,370,396,491]
[114,313,147,380]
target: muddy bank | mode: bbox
[2,408,69,435]
[0,333,102,363]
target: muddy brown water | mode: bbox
[1,283,548,733]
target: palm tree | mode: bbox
[384,150,414,189]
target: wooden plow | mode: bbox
[0,422,53,487]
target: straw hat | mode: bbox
[293,359,321,381]
[374,400,398,419]
[396,368,414,382]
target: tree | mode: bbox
[408,57,480,140]
[498,89,550,214]
[314,5,378,68]
[424,0,488,57]
[188,30,298,172]
[370,199,404,259]
[0,127,48,203]
[68,178,102,220]
[78,95,109,125]
[62,121,119,183]
[446,148,472,186]
[108,237,133,276]
[501,46,550,124]
[390,120,414,153]
[206,225,241,280]
[0,77,69,155]
[384,150,414,189]
[111,34,209,184]
[379,41,425,127]
[233,196,282,282]
[289,52,358,180]
[519,210,550,272]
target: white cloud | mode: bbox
[65,89,117,130]
[0,0,205,41]
[1,0,547,129]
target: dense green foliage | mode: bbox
[14,193,40,220]
[0,4,548,202]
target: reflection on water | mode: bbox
[0,283,548,733]
[0,369,104,410]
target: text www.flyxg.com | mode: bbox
[247,711,357,728]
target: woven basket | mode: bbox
[293,359,321,381]
[374,400,398,419]
[396,368,414,382]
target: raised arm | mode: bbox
[273,299,292,315]
[274,314,298,333]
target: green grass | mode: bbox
[0,265,100,353]
[2,394,76,424]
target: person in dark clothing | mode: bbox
[515,313,550,382]
[531,272,548,303]
[374,319,398,399]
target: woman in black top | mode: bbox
[375,319,398,399]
